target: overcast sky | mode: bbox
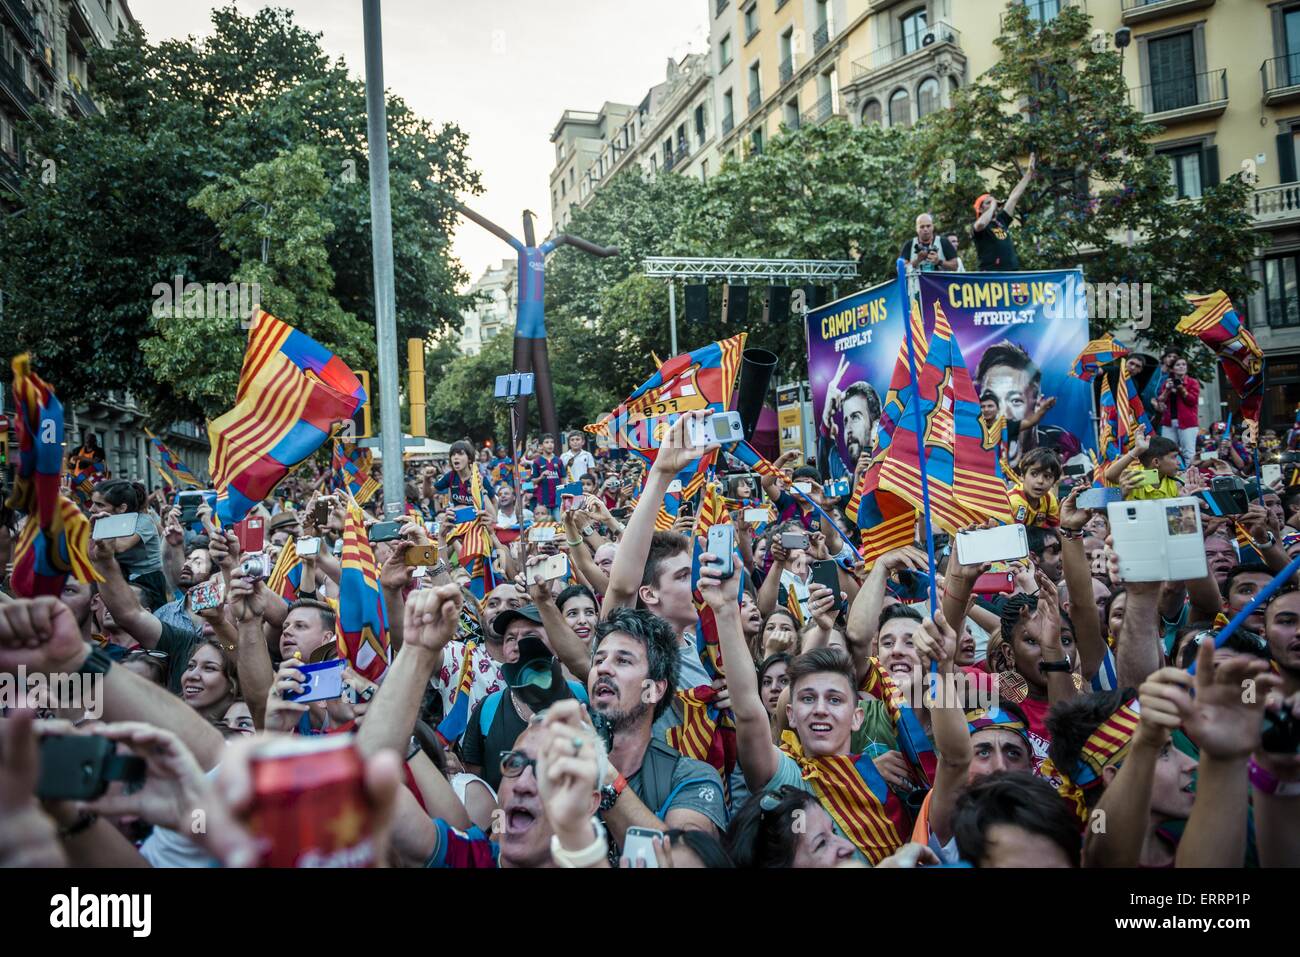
[127,0,708,289]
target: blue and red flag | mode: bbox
[869,300,1011,542]
[208,309,365,526]
[1116,358,1151,453]
[1096,376,1121,485]
[436,640,479,744]
[6,355,98,597]
[331,440,380,505]
[585,334,746,495]
[448,465,499,601]
[1070,335,1130,383]
[337,498,390,682]
[144,427,201,489]
[1179,291,1265,427]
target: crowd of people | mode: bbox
[0,371,1297,871]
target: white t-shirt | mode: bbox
[436,640,506,720]
[562,449,595,482]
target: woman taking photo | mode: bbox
[1152,354,1200,463]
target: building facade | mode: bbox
[548,103,635,233]
[0,1,210,486]
[458,258,518,356]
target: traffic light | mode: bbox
[353,371,372,439]
[407,339,426,438]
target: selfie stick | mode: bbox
[898,260,940,619]
[1191,550,1300,675]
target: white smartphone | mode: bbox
[528,526,556,543]
[666,479,683,495]
[743,508,770,524]
[92,513,138,540]
[620,826,664,868]
[707,523,735,578]
[296,536,321,557]
[526,554,568,585]
[955,524,1029,565]
[793,482,814,495]
[1107,497,1207,582]
[686,411,743,447]
[1263,464,1282,487]
[1200,450,1220,461]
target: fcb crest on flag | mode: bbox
[585,334,746,488]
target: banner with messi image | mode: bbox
[806,269,1095,481]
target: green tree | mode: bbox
[909,3,1260,354]
[0,4,477,419]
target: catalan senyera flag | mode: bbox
[1070,335,1129,383]
[436,636,479,744]
[585,334,746,496]
[337,498,390,682]
[5,355,98,597]
[869,301,1012,543]
[778,730,908,864]
[144,427,201,490]
[669,482,739,776]
[1178,291,1265,425]
[448,465,498,601]
[267,536,303,603]
[331,439,380,505]
[1096,376,1121,485]
[208,309,365,526]
[1116,358,1151,453]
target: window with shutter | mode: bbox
[1148,32,1195,113]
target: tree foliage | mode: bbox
[0,4,477,421]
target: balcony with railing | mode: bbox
[812,21,830,53]
[1253,182,1300,227]
[662,150,675,173]
[1120,0,1215,26]
[1262,55,1300,106]
[748,87,762,112]
[1,0,39,51]
[0,56,37,117]
[779,55,794,86]
[675,141,689,164]
[66,83,100,117]
[851,22,962,80]
[1130,69,1227,123]
[800,92,836,127]
[721,110,734,134]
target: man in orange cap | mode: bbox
[972,152,1036,271]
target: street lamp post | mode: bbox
[362,0,404,516]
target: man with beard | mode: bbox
[586,608,726,846]
[1264,587,1300,699]
[818,364,881,481]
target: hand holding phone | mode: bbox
[706,524,735,578]
[92,513,138,541]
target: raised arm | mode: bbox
[1058,490,1104,681]
[913,611,973,847]
[526,559,591,683]
[1002,152,1035,218]
[698,542,778,791]
[88,542,162,648]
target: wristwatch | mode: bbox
[550,817,608,868]
[1039,657,1072,673]
[1251,531,1276,549]
[599,772,627,812]
[581,524,596,538]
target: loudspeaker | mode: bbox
[736,348,778,441]
[764,286,791,324]
[722,284,749,325]
[684,284,709,323]
[801,285,821,310]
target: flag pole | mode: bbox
[897,259,939,614]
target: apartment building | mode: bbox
[548,103,636,234]
[0,1,210,485]
[458,258,518,357]
[710,0,872,160]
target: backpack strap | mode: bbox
[479,690,503,737]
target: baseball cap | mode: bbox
[492,603,546,639]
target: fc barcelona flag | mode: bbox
[337,498,390,682]
[5,355,98,597]
[585,334,746,492]
[209,310,365,526]
[331,440,380,505]
[1178,291,1265,425]
[1070,335,1129,383]
[144,428,201,490]
[868,301,1012,540]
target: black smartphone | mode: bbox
[36,735,145,802]
[893,569,930,602]
[810,559,843,610]
[368,520,403,543]
[177,490,204,525]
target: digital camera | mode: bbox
[239,554,271,581]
